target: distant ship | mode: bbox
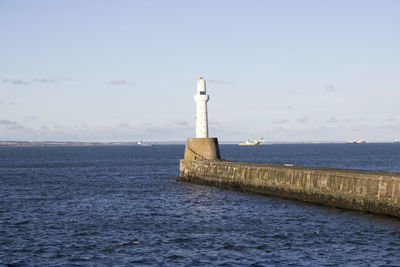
[238,138,266,146]
[395,139,400,143]
[137,140,154,147]
[238,140,260,146]
[346,140,366,144]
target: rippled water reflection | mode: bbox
[1,144,400,265]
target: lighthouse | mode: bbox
[183,77,221,161]
[194,77,209,138]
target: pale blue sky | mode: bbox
[1,0,399,142]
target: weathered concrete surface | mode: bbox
[177,160,400,217]
[184,138,221,161]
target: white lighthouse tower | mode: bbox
[183,77,220,161]
[194,77,209,138]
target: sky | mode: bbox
[1,0,399,142]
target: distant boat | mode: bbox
[395,139,400,143]
[238,138,265,146]
[137,140,154,147]
[346,140,366,144]
[238,140,260,146]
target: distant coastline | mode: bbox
[0,141,185,147]
[0,140,396,147]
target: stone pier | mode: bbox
[177,159,400,218]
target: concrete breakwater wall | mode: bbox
[177,160,400,218]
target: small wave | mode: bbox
[14,220,30,225]
[168,254,184,259]
[115,240,140,246]
[172,237,189,243]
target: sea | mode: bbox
[1,143,400,266]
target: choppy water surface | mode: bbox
[1,144,400,266]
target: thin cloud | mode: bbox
[327,118,339,124]
[325,84,337,92]
[0,119,17,125]
[0,102,18,106]
[207,79,236,85]
[174,121,189,126]
[35,78,57,83]
[24,116,38,123]
[117,122,131,128]
[2,79,29,85]
[272,120,289,124]
[2,77,73,85]
[0,119,24,130]
[296,117,309,123]
[59,76,75,82]
[288,91,306,96]
[110,80,135,87]
[41,125,50,131]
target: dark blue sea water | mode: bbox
[1,143,400,266]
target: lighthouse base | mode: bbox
[184,138,221,161]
